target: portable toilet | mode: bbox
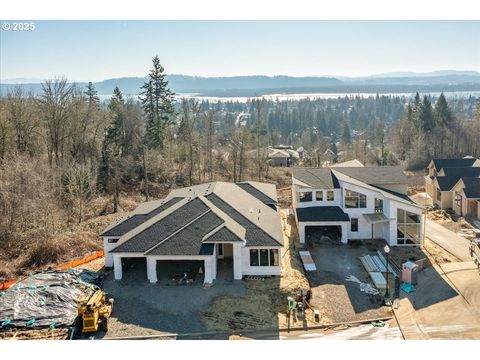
[402,261,419,285]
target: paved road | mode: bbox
[424,217,471,261]
[393,261,480,339]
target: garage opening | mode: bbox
[305,225,342,246]
[120,257,147,282]
[156,260,205,285]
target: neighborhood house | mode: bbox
[101,182,283,284]
[292,163,423,246]
[425,157,480,218]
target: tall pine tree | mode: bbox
[139,56,176,149]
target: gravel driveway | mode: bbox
[307,243,391,324]
[101,262,245,338]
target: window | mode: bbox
[455,192,462,208]
[437,189,442,202]
[345,189,367,208]
[316,191,323,201]
[249,249,280,267]
[269,249,279,266]
[107,238,119,243]
[327,191,334,201]
[397,208,421,245]
[218,243,223,256]
[250,249,259,266]
[351,218,358,232]
[259,249,269,266]
[299,191,312,202]
[375,198,383,213]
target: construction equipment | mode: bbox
[77,290,113,333]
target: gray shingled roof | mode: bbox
[293,168,340,188]
[436,167,480,191]
[462,177,480,199]
[101,197,183,237]
[111,198,209,253]
[236,183,277,205]
[205,193,283,247]
[295,206,350,222]
[107,182,283,256]
[204,226,244,243]
[146,211,223,256]
[432,158,479,171]
[333,166,407,186]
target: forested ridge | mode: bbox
[1,57,479,278]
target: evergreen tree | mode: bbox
[85,82,100,109]
[341,120,352,145]
[106,87,126,155]
[139,56,176,149]
[434,93,453,128]
[419,95,435,131]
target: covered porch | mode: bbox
[112,241,244,285]
[363,213,390,240]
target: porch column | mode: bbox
[113,255,122,280]
[233,243,243,280]
[146,257,158,283]
[299,223,306,244]
[204,257,213,284]
[340,223,348,244]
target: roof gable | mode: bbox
[333,166,407,186]
[436,167,480,191]
[100,197,183,237]
[292,168,339,189]
[431,158,479,172]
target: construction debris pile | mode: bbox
[0,269,101,329]
[345,275,379,296]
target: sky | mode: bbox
[1,20,479,82]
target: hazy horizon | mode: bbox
[1,20,479,82]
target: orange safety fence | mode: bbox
[0,250,104,291]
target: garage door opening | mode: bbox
[156,260,205,285]
[305,225,342,246]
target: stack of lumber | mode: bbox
[359,254,396,291]
[299,251,317,271]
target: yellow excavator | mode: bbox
[76,290,114,333]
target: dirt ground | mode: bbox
[202,208,311,331]
[307,242,391,324]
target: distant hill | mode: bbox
[2,71,480,97]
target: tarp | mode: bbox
[0,269,101,329]
[0,251,104,291]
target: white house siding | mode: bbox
[103,237,120,267]
[241,247,282,276]
[339,181,385,241]
[293,185,342,209]
[292,178,423,246]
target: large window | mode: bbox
[345,189,367,208]
[299,191,312,202]
[316,191,323,201]
[327,191,334,201]
[397,208,421,245]
[351,218,358,232]
[250,249,259,266]
[269,249,279,266]
[375,198,383,213]
[259,249,269,266]
[249,249,280,267]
